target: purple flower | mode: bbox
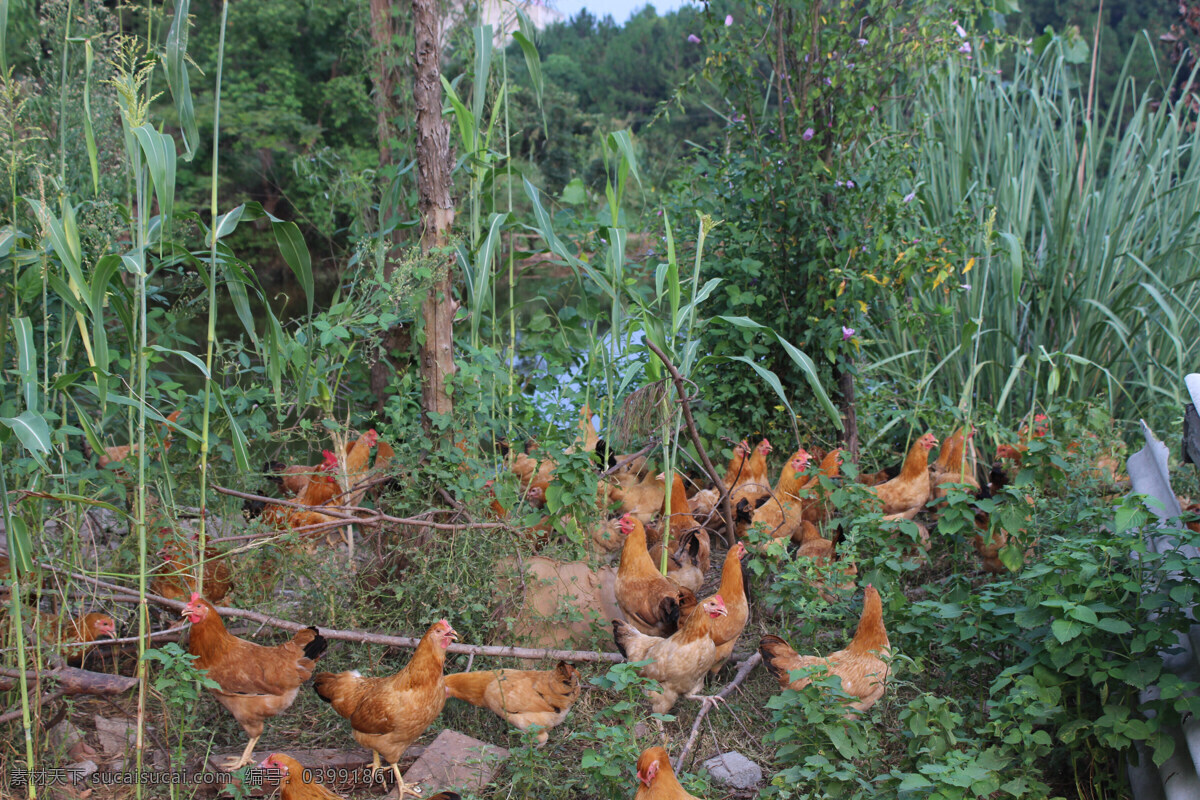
[846,180,855,188]
[903,191,916,203]
[955,23,968,38]
[802,127,814,140]
[824,77,832,85]
[857,38,868,46]
[835,180,845,188]
[959,283,972,290]
[687,33,701,44]
[725,14,734,26]
[959,42,971,54]
[842,326,856,341]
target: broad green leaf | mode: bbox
[716,315,841,429]
[0,410,52,462]
[214,385,251,472]
[607,129,642,188]
[1068,604,1099,625]
[133,124,178,224]
[998,232,1023,297]
[212,204,246,240]
[512,10,545,134]
[162,0,199,160]
[466,212,508,344]
[271,220,314,317]
[1051,617,1083,644]
[69,396,106,458]
[7,516,33,573]
[523,178,614,298]
[471,26,494,134]
[12,316,36,411]
[149,344,210,379]
[82,40,100,193]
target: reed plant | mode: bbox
[873,38,1200,427]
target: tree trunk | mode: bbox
[368,0,407,407]
[837,364,859,463]
[413,0,456,427]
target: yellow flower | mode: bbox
[964,257,975,273]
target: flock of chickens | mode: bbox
[9,407,1102,800]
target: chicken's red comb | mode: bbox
[188,592,202,603]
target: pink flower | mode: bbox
[725,14,734,26]
[842,326,856,341]
[959,42,971,54]
[802,128,814,140]
[687,34,701,44]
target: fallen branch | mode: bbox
[38,560,625,664]
[644,340,736,543]
[0,690,66,725]
[674,652,762,772]
[0,665,139,698]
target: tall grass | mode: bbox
[874,40,1200,425]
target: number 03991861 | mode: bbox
[300,767,387,784]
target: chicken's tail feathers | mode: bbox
[291,626,327,661]
[611,619,637,659]
[660,593,681,630]
[759,634,797,683]
[312,671,342,704]
[444,671,491,706]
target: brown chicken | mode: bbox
[721,440,752,490]
[614,515,686,637]
[183,593,327,769]
[98,410,182,468]
[868,433,938,516]
[259,753,347,800]
[932,427,979,499]
[262,450,340,528]
[445,661,581,745]
[620,472,668,524]
[634,746,701,800]
[799,448,844,525]
[38,611,116,664]
[152,537,233,604]
[660,472,702,541]
[642,529,704,594]
[759,585,890,714]
[995,413,1050,466]
[731,438,773,508]
[612,595,728,713]
[706,541,749,674]
[314,619,458,799]
[744,450,810,545]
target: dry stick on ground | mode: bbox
[673,652,762,772]
[644,340,736,544]
[37,560,625,664]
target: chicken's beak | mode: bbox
[447,627,460,642]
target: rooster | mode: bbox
[759,585,890,714]
[314,619,458,799]
[183,594,327,769]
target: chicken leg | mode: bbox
[687,693,726,713]
[223,735,260,770]
[390,762,422,798]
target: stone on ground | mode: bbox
[403,729,508,794]
[703,751,762,790]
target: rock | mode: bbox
[69,760,98,783]
[404,729,508,794]
[92,715,148,758]
[48,719,86,754]
[703,751,762,790]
